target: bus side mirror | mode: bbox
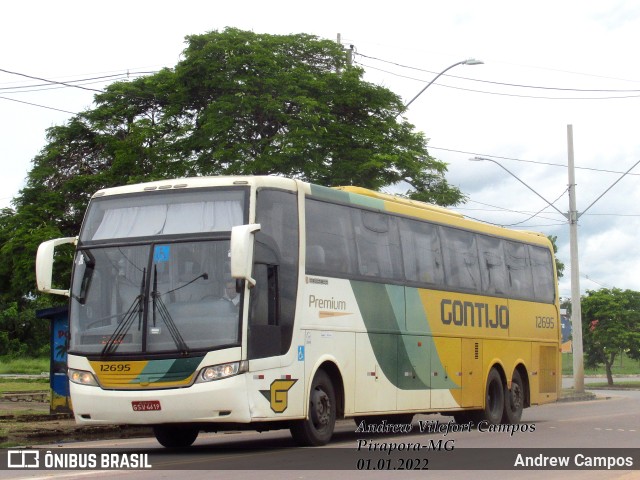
[230,224,261,288]
[36,237,77,296]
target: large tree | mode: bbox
[1,28,463,301]
[0,28,465,353]
[581,288,640,385]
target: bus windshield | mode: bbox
[80,189,245,241]
[69,189,246,356]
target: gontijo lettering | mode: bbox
[441,299,509,329]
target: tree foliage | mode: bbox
[0,28,465,354]
[581,288,640,385]
[547,235,564,279]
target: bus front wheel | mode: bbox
[153,425,199,448]
[290,370,336,446]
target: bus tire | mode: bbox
[153,425,199,448]
[502,370,524,424]
[482,368,505,425]
[290,370,336,446]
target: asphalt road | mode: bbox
[1,388,638,480]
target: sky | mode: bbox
[2,0,640,299]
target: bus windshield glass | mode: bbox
[69,189,246,356]
[80,189,245,241]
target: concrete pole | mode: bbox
[567,124,585,393]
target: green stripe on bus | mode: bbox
[309,184,385,210]
[351,281,458,391]
[139,356,204,383]
[309,184,352,204]
[351,281,428,390]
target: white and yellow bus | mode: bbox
[36,176,560,447]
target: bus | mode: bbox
[36,176,560,448]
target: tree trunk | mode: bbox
[605,352,616,386]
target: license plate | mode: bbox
[132,400,161,411]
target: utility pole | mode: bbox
[336,33,353,71]
[566,125,640,393]
[336,33,342,74]
[567,124,585,393]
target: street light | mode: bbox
[401,58,483,112]
[469,156,565,217]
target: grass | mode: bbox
[0,378,49,393]
[562,352,640,376]
[0,356,49,375]
[0,357,50,395]
[586,381,640,389]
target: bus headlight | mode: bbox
[196,361,248,383]
[68,368,99,386]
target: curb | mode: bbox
[558,389,598,402]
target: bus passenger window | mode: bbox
[478,236,507,295]
[529,245,555,303]
[440,227,481,292]
[505,241,534,299]
[399,218,443,286]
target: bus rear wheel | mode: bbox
[290,370,336,446]
[502,370,524,424]
[153,425,199,448]
[482,368,505,425]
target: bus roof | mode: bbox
[90,176,299,198]
[334,186,465,219]
[330,185,551,247]
[90,176,551,248]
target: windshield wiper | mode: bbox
[101,268,145,356]
[73,250,96,305]
[152,265,189,355]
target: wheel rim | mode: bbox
[310,387,331,430]
[510,382,522,412]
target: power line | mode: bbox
[0,67,105,93]
[0,67,164,114]
[456,193,640,230]
[455,199,565,224]
[497,188,569,227]
[429,146,640,177]
[0,71,157,94]
[0,73,127,91]
[460,211,565,228]
[582,274,612,289]
[0,95,77,114]
[356,52,640,93]
[356,60,640,100]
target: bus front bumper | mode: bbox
[69,374,251,425]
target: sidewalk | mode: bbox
[559,373,640,402]
[559,389,597,402]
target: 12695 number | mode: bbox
[535,316,555,329]
[100,364,131,372]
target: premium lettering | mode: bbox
[308,295,346,311]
